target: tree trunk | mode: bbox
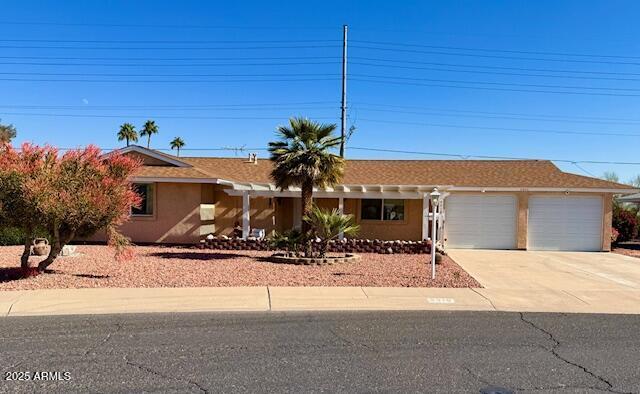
[20,228,33,270]
[320,240,329,258]
[147,136,151,148]
[38,229,74,272]
[300,179,314,256]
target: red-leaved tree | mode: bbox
[0,143,141,271]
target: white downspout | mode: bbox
[338,196,345,240]
[242,191,250,239]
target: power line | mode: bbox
[351,39,640,61]
[356,117,640,137]
[347,146,640,165]
[352,106,640,126]
[0,61,341,67]
[0,77,340,83]
[0,38,339,44]
[351,45,640,67]
[4,71,635,92]
[351,61,640,82]
[0,55,340,62]
[0,71,338,77]
[353,102,640,123]
[352,73,640,92]
[572,162,598,177]
[352,77,640,97]
[0,55,340,61]
[0,105,337,112]
[0,101,337,110]
[0,112,339,120]
[351,56,640,77]
[0,20,338,30]
[0,44,338,50]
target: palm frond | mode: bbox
[268,117,345,191]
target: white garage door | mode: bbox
[445,195,517,249]
[528,196,602,251]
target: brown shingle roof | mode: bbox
[127,145,630,189]
[130,155,631,190]
[134,165,211,179]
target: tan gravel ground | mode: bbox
[613,241,640,259]
[0,245,480,290]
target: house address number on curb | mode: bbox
[427,298,456,304]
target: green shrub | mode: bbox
[0,226,49,246]
[0,226,26,246]
[270,229,303,256]
[613,207,638,242]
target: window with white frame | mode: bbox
[360,199,405,221]
[131,183,154,216]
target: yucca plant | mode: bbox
[268,117,345,253]
[303,206,359,258]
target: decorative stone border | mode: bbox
[269,253,360,265]
[200,238,432,254]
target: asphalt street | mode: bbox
[1,311,639,393]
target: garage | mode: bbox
[528,196,603,251]
[445,195,517,249]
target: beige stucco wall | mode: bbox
[276,197,294,233]
[602,193,613,251]
[315,198,339,211]
[117,182,203,244]
[212,186,277,237]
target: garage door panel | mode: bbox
[528,196,602,251]
[446,195,517,249]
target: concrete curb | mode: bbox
[2,286,640,317]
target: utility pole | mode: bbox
[340,24,348,158]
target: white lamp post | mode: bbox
[430,187,441,280]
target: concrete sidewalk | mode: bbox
[2,285,640,316]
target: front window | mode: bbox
[132,183,154,216]
[361,199,405,221]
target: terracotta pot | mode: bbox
[32,238,49,256]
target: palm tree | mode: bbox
[117,123,138,147]
[0,121,17,144]
[304,207,359,257]
[140,120,159,148]
[268,117,344,242]
[170,137,185,156]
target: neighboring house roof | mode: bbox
[124,147,634,192]
[619,192,640,202]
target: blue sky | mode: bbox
[1,0,640,182]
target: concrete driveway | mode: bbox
[448,249,640,313]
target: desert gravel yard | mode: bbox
[613,241,640,259]
[0,245,479,290]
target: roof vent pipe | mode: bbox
[252,153,258,164]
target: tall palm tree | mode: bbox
[140,120,159,148]
[170,137,185,157]
[0,121,17,144]
[117,123,138,147]
[268,117,344,239]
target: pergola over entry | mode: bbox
[223,183,451,241]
